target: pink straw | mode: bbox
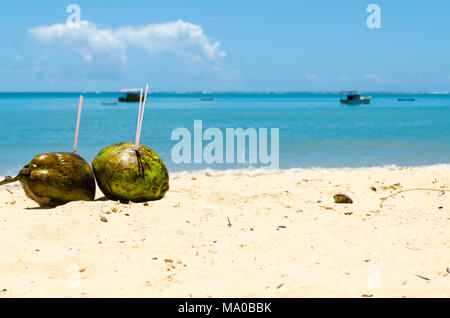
[73,95,83,153]
[134,89,144,150]
[136,84,149,148]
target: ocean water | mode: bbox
[0,92,449,176]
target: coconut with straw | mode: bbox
[0,96,96,207]
[92,85,169,202]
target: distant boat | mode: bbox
[102,102,118,105]
[340,91,371,105]
[398,98,415,101]
[118,93,140,102]
[200,97,214,101]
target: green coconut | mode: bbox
[0,152,96,207]
[92,142,169,202]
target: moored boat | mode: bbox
[340,91,371,105]
[118,93,141,102]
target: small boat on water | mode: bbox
[102,102,118,105]
[398,98,415,101]
[200,97,214,101]
[118,93,141,102]
[340,91,371,105]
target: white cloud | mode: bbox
[363,73,382,82]
[13,53,22,61]
[28,19,226,71]
[304,73,320,81]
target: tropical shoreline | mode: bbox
[2,163,450,183]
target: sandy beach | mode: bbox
[0,166,449,298]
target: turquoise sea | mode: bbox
[0,92,449,176]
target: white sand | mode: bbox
[0,166,449,297]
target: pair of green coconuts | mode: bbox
[0,142,169,207]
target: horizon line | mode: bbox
[0,90,449,94]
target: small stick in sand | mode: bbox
[379,188,450,208]
[415,274,430,281]
[135,84,149,150]
[73,95,83,153]
[134,89,144,150]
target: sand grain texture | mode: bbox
[0,167,449,297]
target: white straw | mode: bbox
[73,95,83,153]
[136,84,149,148]
[134,89,143,150]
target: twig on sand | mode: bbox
[379,188,450,208]
[415,274,430,281]
[6,189,13,194]
[227,217,232,228]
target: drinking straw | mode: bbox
[73,95,83,153]
[136,84,149,148]
[134,88,144,150]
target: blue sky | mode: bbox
[1,0,449,92]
